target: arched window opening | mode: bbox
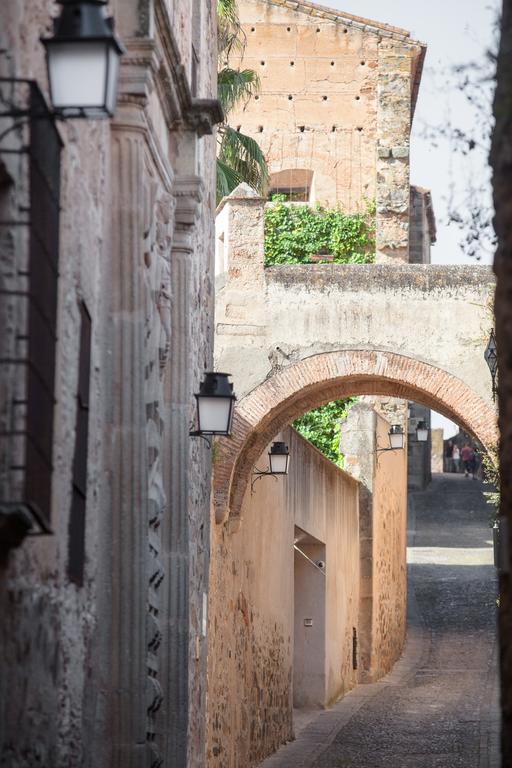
[267,169,313,202]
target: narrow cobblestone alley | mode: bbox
[259,473,500,768]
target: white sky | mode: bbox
[312,0,498,437]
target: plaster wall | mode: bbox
[0,2,218,767]
[371,413,408,677]
[293,540,326,707]
[340,403,407,681]
[207,427,360,768]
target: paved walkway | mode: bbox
[258,473,500,768]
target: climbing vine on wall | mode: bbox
[293,399,357,467]
[264,197,376,265]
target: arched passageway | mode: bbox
[213,349,497,524]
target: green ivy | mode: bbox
[264,197,375,265]
[293,399,356,466]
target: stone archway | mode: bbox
[213,349,497,524]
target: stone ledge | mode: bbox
[265,264,494,292]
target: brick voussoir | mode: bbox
[213,350,498,523]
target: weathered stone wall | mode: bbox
[215,191,495,406]
[431,428,444,474]
[228,0,424,261]
[409,186,436,264]
[207,427,360,767]
[0,2,218,767]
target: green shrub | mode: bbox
[293,399,356,466]
[264,197,375,266]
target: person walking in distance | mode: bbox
[460,443,475,478]
[452,443,460,474]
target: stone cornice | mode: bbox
[119,12,223,138]
[153,0,223,136]
[173,176,204,245]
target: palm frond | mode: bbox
[216,157,243,201]
[218,67,261,115]
[218,126,269,193]
[217,0,245,59]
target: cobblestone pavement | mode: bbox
[258,473,500,768]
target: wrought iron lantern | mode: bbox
[252,441,290,491]
[388,424,404,450]
[190,372,236,445]
[42,0,125,118]
[377,424,404,453]
[268,441,290,475]
[484,330,498,401]
[416,420,429,442]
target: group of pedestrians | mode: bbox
[445,440,480,478]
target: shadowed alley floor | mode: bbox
[258,473,500,768]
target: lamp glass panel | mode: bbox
[105,44,121,114]
[389,431,404,450]
[269,453,289,474]
[197,396,232,434]
[48,42,108,108]
[416,427,428,442]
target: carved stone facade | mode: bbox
[0,2,219,767]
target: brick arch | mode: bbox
[213,349,497,524]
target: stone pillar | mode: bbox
[340,403,376,681]
[214,184,267,398]
[107,102,150,767]
[376,41,415,263]
[165,173,204,768]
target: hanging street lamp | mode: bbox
[42,0,125,119]
[484,330,498,402]
[416,420,429,442]
[268,442,290,475]
[252,441,290,491]
[377,424,405,453]
[189,372,236,446]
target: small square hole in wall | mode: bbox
[257,125,264,132]
[288,94,293,100]
[287,26,291,31]
[298,125,305,132]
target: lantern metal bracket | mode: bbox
[189,429,212,449]
[375,445,404,454]
[251,468,279,493]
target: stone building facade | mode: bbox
[229,0,426,263]
[210,186,495,763]
[0,2,219,766]
[227,0,437,495]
